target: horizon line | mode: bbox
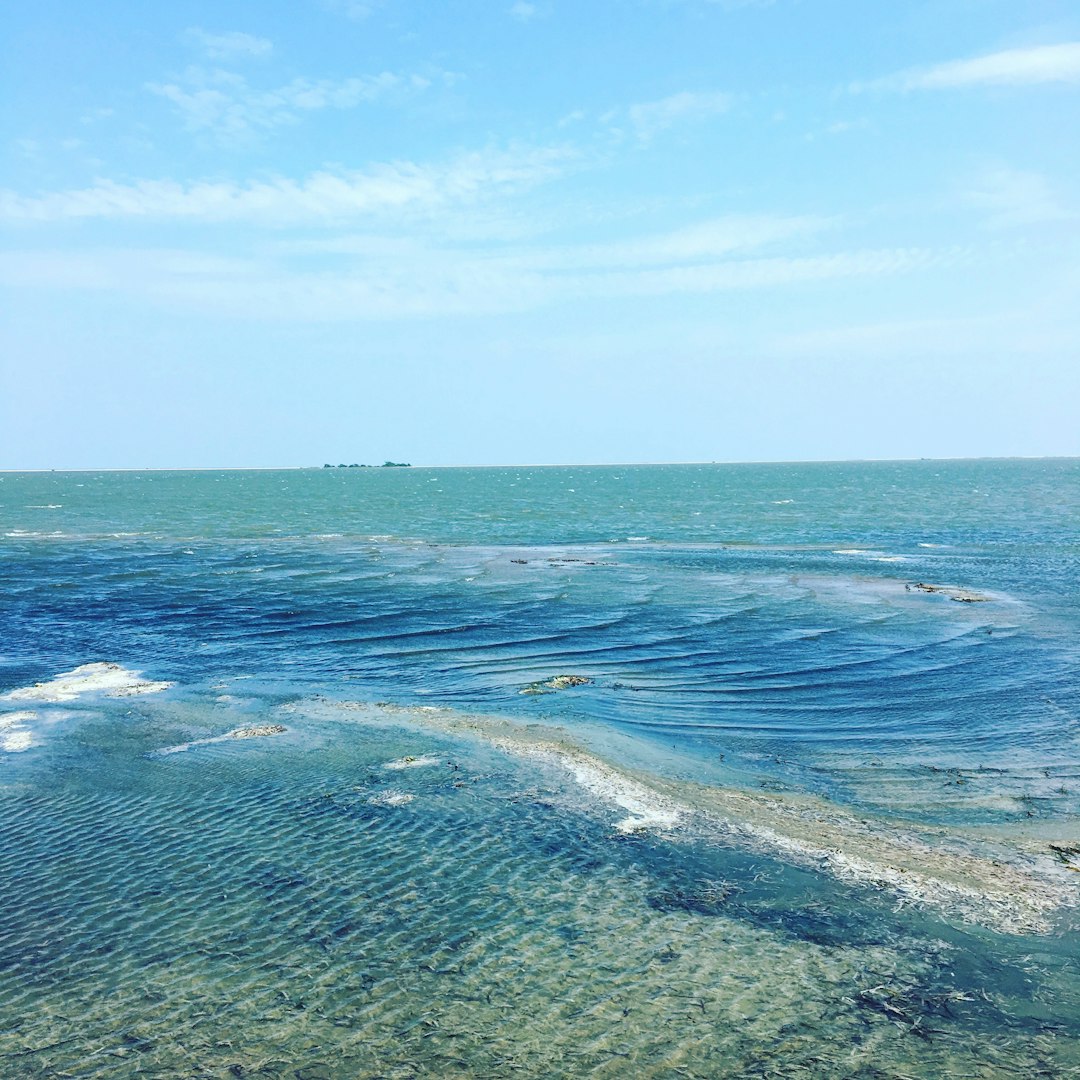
[2,454,1078,474]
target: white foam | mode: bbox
[383,754,444,770]
[0,710,37,753]
[3,663,173,703]
[368,791,416,807]
[0,711,36,728]
[1,730,34,752]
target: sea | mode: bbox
[2,459,1079,1078]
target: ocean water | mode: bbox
[2,460,1079,1078]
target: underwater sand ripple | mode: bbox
[324,700,1079,935]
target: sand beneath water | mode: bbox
[321,699,1079,936]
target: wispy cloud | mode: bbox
[853,42,1080,92]
[0,180,942,326]
[147,66,435,142]
[183,28,274,60]
[803,117,871,142]
[509,2,539,21]
[662,0,777,9]
[0,146,577,225]
[964,166,1075,229]
[0,240,943,322]
[80,107,115,125]
[320,0,384,21]
[290,212,830,264]
[625,90,731,140]
[531,214,832,269]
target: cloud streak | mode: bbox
[854,42,1080,92]
[183,29,274,60]
[0,147,576,225]
[0,232,947,322]
[148,67,434,141]
[964,166,1075,229]
[625,90,732,139]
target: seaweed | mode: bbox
[647,878,740,916]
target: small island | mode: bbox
[322,461,412,468]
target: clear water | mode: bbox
[2,460,1079,1077]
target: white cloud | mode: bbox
[184,28,274,60]
[854,42,1080,92]
[964,166,1075,229]
[0,146,577,225]
[147,67,431,141]
[626,90,731,140]
[509,2,539,20]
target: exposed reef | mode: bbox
[151,724,287,756]
[519,674,592,695]
[908,582,991,603]
[228,724,287,739]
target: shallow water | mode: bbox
[2,461,1079,1076]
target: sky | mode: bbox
[1,0,1078,468]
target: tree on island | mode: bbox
[321,461,410,468]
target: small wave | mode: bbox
[25,504,62,509]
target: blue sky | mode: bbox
[2,0,1078,468]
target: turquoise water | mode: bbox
[2,461,1080,1076]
